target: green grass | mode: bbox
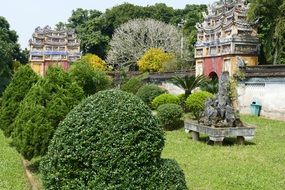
[162,115,285,190]
[1,115,284,190]
[0,131,30,190]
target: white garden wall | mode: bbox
[238,78,285,121]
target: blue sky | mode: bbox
[0,0,213,48]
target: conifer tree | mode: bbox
[12,67,84,159]
[0,65,39,137]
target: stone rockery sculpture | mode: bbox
[200,71,243,128]
[184,71,256,145]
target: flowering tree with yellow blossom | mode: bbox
[138,48,175,72]
[81,53,107,71]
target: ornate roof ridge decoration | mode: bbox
[204,0,246,19]
[33,25,75,34]
[194,0,259,59]
[196,0,254,33]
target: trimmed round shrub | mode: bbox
[157,103,184,130]
[136,84,167,107]
[151,94,179,110]
[177,93,187,111]
[41,90,187,189]
[12,67,84,159]
[186,91,214,120]
[0,65,38,137]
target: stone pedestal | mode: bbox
[214,141,223,146]
[191,131,200,141]
[185,120,256,145]
[237,136,245,145]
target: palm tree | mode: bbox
[170,75,206,98]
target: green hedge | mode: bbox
[186,91,214,120]
[0,65,38,137]
[41,90,187,189]
[157,103,184,130]
[12,67,84,159]
[136,84,167,107]
[151,94,179,110]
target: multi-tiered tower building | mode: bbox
[29,26,80,75]
[195,0,259,78]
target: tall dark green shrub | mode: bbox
[0,65,39,137]
[41,90,187,189]
[12,67,84,159]
[136,84,167,107]
[69,61,111,96]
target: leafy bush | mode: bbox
[12,67,84,159]
[157,103,184,130]
[136,84,167,107]
[151,94,179,110]
[186,91,214,120]
[0,65,39,137]
[41,90,187,190]
[138,48,175,72]
[120,73,148,94]
[81,53,107,71]
[177,93,187,111]
[69,61,111,96]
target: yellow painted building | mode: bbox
[29,26,80,76]
[195,0,259,78]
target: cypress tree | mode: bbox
[0,65,39,136]
[12,67,84,159]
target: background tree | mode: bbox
[106,18,183,70]
[104,3,148,32]
[63,3,207,61]
[69,61,111,96]
[181,5,207,61]
[0,65,38,137]
[66,8,110,58]
[248,0,285,64]
[0,17,18,95]
[0,16,29,95]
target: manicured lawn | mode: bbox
[1,115,284,190]
[162,115,285,189]
[0,131,30,190]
